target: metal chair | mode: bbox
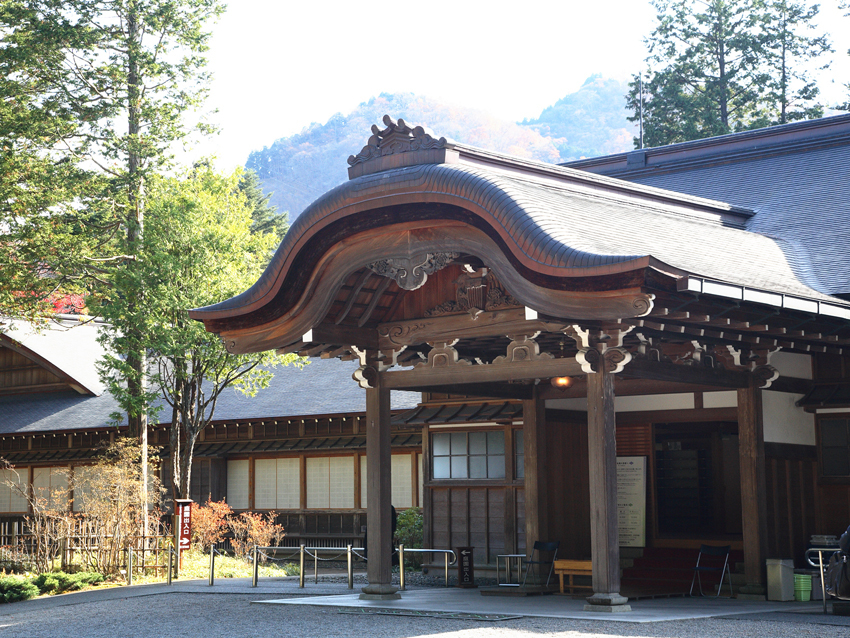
[690,544,733,597]
[522,541,559,587]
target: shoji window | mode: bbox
[226,459,249,509]
[306,457,354,508]
[72,465,95,512]
[360,454,417,509]
[254,458,300,509]
[32,467,69,510]
[0,468,28,513]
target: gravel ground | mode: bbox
[1,592,849,638]
[1,573,848,638]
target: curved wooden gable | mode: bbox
[190,115,850,368]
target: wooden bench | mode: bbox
[554,559,592,594]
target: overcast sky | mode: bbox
[195,0,850,169]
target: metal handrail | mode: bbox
[397,546,457,590]
[165,546,177,586]
[208,547,224,586]
[248,544,457,590]
[805,547,836,615]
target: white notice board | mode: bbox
[617,456,646,548]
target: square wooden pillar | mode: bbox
[737,377,768,598]
[522,387,548,549]
[360,378,400,600]
[585,361,630,611]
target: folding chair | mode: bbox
[690,544,733,597]
[522,541,559,587]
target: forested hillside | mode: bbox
[246,77,635,221]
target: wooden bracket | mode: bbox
[414,340,471,369]
[492,332,553,365]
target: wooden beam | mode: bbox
[358,277,392,327]
[404,382,534,401]
[380,357,584,389]
[585,356,627,607]
[523,387,548,551]
[376,308,571,350]
[360,379,399,599]
[625,357,751,388]
[335,269,373,325]
[303,323,378,350]
[738,378,768,594]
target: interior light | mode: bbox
[550,376,574,389]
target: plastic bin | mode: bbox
[794,573,812,602]
[767,559,795,601]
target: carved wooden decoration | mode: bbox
[426,269,521,318]
[350,346,408,389]
[348,115,451,167]
[415,340,471,369]
[753,364,780,388]
[367,252,459,291]
[576,346,632,374]
[492,332,553,365]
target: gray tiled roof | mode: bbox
[0,357,420,435]
[564,115,850,296]
[195,136,848,325]
[608,144,850,296]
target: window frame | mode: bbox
[817,414,850,484]
[430,427,507,482]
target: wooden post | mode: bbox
[360,374,400,599]
[737,377,768,598]
[584,356,630,611]
[522,387,548,549]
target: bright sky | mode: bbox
[198,0,850,169]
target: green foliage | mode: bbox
[31,571,104,595]
[239,169,288,244]
[0,575,39,603]
[627,0,832,147]
[395,507,424,569]
[98,164,303,499]
[0,0,225,320]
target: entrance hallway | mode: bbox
[257,587,835,624]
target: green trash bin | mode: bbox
[794,573,812,602]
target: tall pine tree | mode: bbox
[0,0,224,518]
[627,0,831,147]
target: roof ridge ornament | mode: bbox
[347,115,458,179]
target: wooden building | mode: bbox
[190,114,850,608]
[0,318,423,547]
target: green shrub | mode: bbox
[32,571,103,595]
[395,507,424,569]
[0,576,39,603]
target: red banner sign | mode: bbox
[176,500,192,554]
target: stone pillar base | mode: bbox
[584,592,631,612]
[360,583,401,600]
[736,583,766,601]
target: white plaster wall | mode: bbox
[703,391,738,408]
[762,391,815,445]
[770,352,813,379]
[546,393,693,413]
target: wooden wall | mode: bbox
[543,414,591,560]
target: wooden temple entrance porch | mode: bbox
[190,116,850,611]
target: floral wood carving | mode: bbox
[367,252,459,291]
[348,115,451,167]
[425,270,521,317]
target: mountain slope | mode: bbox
[247,79,636,220]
